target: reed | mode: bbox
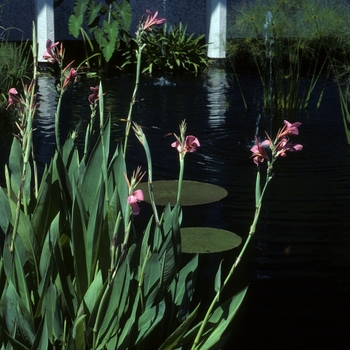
[226,0,350,113]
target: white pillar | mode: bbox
[206,0,226,58]
[36,0,55,63]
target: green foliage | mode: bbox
[123,22,210,75]
[0,18,252,348]
[0,41,30,107]
[0,121,201,348]
[68,0,132,64]
[226,0,350,111]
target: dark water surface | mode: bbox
[8,69,350,348]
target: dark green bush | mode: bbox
[123,22,210,75]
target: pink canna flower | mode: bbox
[7,88,20,108]
[277,120,302,139]
[143,10,166,31]
[127,189,144,215]
[250,136,270,166]
[172,135,200,154]
[275,137,303,157]
[88,86,99,104]
[62,68,77,90]
[43,39,60,63]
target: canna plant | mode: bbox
[0,10,304,350]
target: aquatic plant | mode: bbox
[0,40,30,108]
[332,37,350,144]
[122,22,209,75]
[0,12,303,350]
[226,0,350,111]
[68,0,132,67]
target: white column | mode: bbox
[206,0,226,58]
[36,0,55,63]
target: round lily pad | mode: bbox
[138,180,228,206]
[181,227,242,254]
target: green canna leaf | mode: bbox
[8,138,22,196]
[8,199,39,284]
[171,254,198,310]
[42,281,63,343]
[135,300,166,344]
[158,303,200,350]
[83,270,103,315]
[94,260,130,348]
[85,181,105,285]
[79,118,110,213]
[12,240,32,316]
[52,232,77,320]
[71,195,88,301]
[72,314,87,349]
[32,164,61,247]
[0,187,11,234]
[214,260,223,300]
[194,286,248,349]
[31,315,48,350]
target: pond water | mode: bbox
[4,68,350,349]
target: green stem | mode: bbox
[124,47,143,155]
[191,167,271,350]
[176,155,185,204]
[98,82,109,204]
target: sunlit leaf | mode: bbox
[214,260,223,299]
[197,286,248,349]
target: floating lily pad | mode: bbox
[181,227,242,254]
[138,180,227,206]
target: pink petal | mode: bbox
[130,202,140,215]
[133,189,144,201]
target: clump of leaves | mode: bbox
[123,22,210,75]
[68,0,132,66]
[0,40,30,107]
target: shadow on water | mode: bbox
[2,68,350,349]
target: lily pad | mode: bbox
[181,227,242,254]
[138,180,228,206]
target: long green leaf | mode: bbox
[196,286,248,349]
[71,195,88,301]
[8,138,22,196]
[31,315,48,350]
[8,199,39,283]
[79,118,110,213]
[72,314,87,349]
[135,300,166,344]
[214,261,223,300]
[0,187,11,234]
[158,303,200,350]
[85,181,105,284]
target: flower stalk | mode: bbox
[123,10,165,155]
[191,120,302,349]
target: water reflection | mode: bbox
[24,69,350,348]
[205,68,228,127]
[34,76,57,170]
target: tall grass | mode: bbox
[0,40,30,107]
[226,0,350,113]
